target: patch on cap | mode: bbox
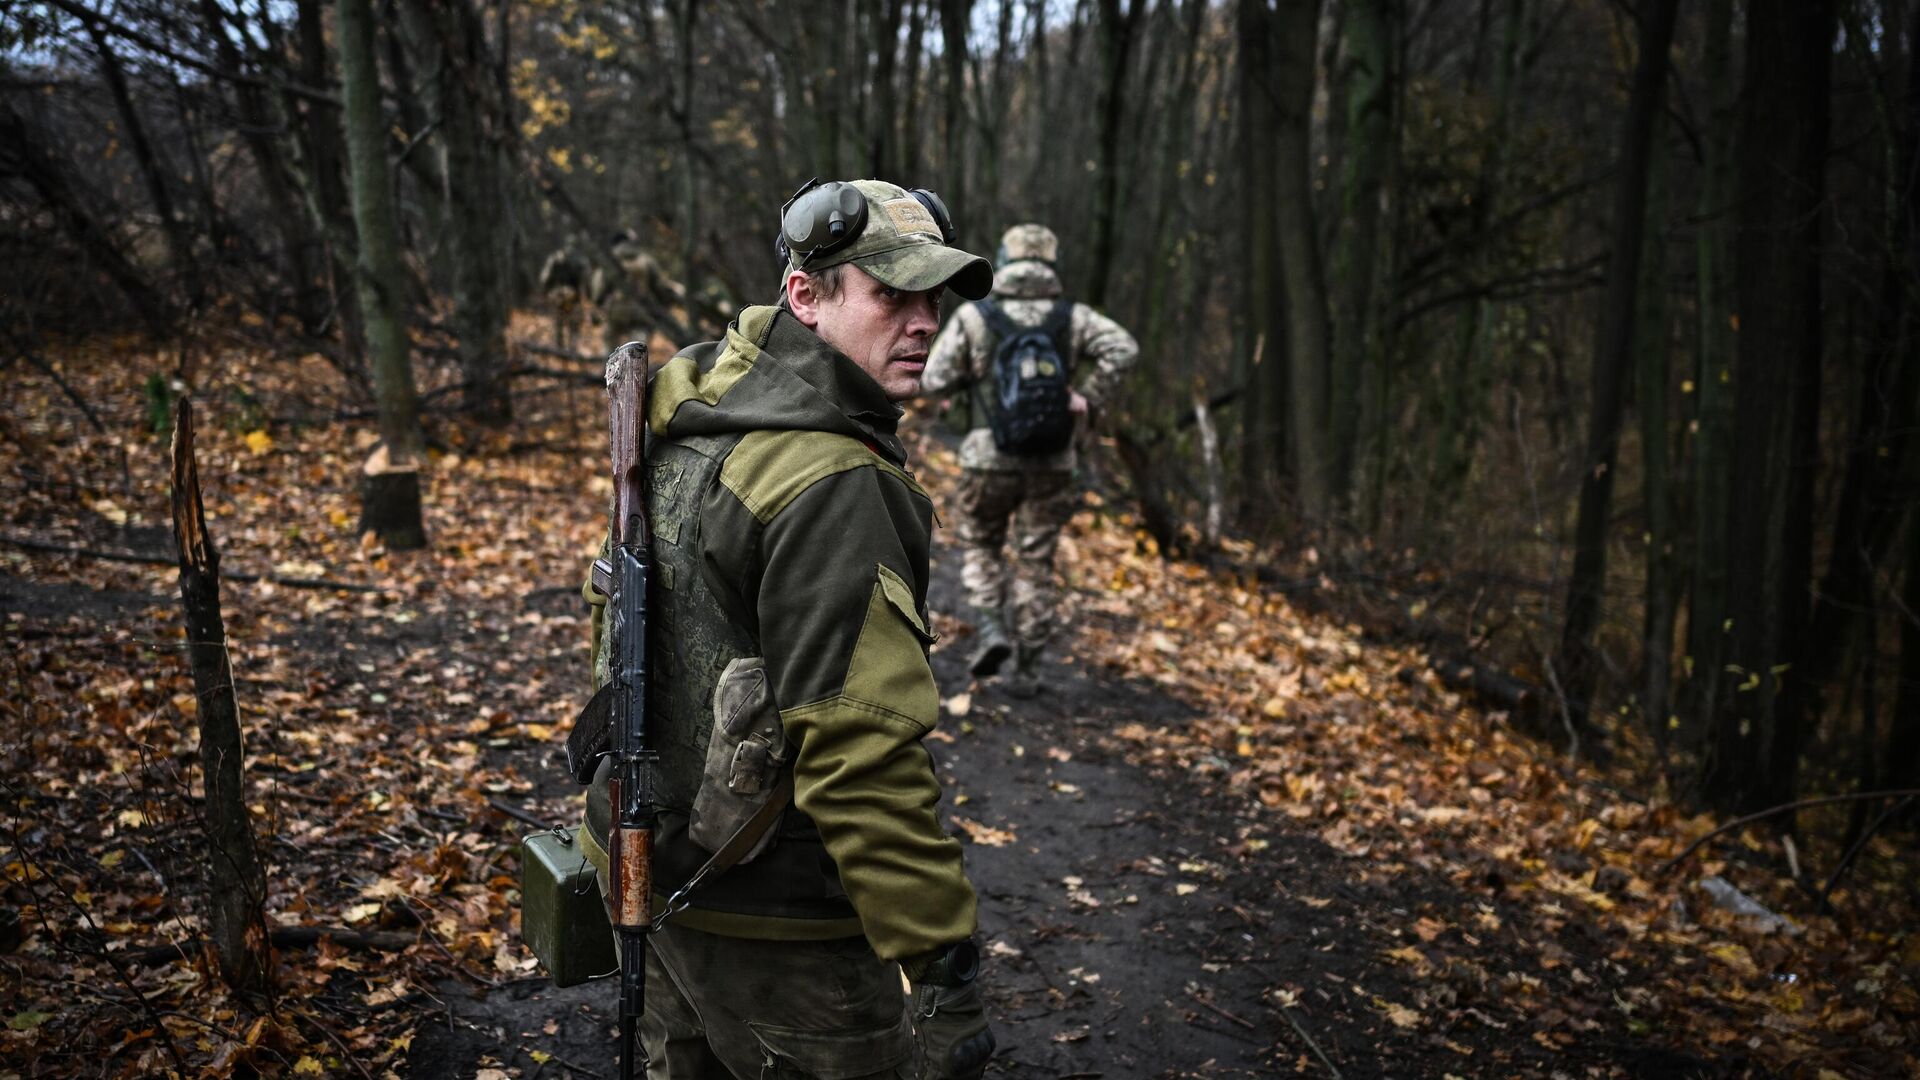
[882,198,942,240]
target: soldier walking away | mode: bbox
[920,223,1139,699]
[540,244,587,350]
[587,230,672,354]
[576,179,998,1079]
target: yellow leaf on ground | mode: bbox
[952,816,1015,847]
[245,430,273,455]
[293,1058,324,1076]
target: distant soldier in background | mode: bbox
[921,222,1139,699]
[539,244,586,350]
[587,230,672,353]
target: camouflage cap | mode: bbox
[790,180,994,300]
[997,223,1059,267]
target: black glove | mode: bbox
[908,941,994,1080]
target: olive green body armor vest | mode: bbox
[586,432,856,931]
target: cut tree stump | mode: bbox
[359,444,426,550]
[169,398,272,994]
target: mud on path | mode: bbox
[399,528,1740,1080]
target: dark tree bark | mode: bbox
[289,0,367,376]
[1330,0,1397,508]
[401,0,515,426]
[1086,0,1144,307]
[1236,0,1288,504]
[1806,6,1920,706]
[340,0,428,547]
[870,0,906,176]
[901,0,927,180]
[1703,0,1833,815]
[938,0,975,226]
[195,0,329,331]
[169,400,271,995]
[1272,0,1334,523]
[1553,0,1678,736]
[1682,0,1738,748]
[80,13,197,308]
[1636,127,1676,751]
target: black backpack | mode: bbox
[976,297,1076,455]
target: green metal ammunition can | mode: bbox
[519,827,617,987]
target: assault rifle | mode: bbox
[577,341,654,1080]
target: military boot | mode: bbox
[1006,642,1045,700]
[968,608,1013,678]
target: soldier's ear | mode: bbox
[784,269,821,328]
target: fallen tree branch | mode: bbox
[1656,789,1920,877]
[0,534,384,593]
[488,798,556,830]
[127,926,421,967]
[1818,796,1914,907]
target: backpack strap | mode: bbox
[973,297,1017,341]
[1041,298,1076,374]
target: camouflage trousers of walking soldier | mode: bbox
[954,468,1076,647]
[633,921,915,1079]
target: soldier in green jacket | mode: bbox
[580,179,996,1079]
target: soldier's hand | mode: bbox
[911,979,994,1079]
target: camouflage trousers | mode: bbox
[953,468,1076,647]
[633,921,914,1080]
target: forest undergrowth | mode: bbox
[1,322,1915,1077]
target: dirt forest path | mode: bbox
[10,345,1900,1079]
[401,437,1723,1080]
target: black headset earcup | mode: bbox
[910,189,955,244]
[782,181,868,260]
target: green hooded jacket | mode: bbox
[580,304,977,961]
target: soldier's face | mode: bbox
[792,266,942,402]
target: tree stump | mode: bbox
[169,398,272,994]
[359,443,426,550]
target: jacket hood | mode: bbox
[991,259,1062,300]
[646,305,909,464]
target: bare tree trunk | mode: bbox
[1237,0,1287,507]
[1086,0,1143,307]
[196,0,327,331]
[341,0,428,547]
[81,14,197,308]
[288,0,367,377]
[871,0,906,176]
[1553,0,1678,735]
[901,0,927,181]
[402,0,514,426]
[1682,0,1738,748]
[938,0,975,225]
[1703,0,1832,816]
[1329,0,1395,508]
[169,399,271,995]
[1807,5,1920,708]
[1636,128,1676,751]
[1273,0,1334,523]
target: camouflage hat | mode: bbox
[789,180,994,301]
[997,223,1059,267]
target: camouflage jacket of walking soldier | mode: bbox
[920,256,1139,473]
[577,303,978,962]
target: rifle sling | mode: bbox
[657,772,796,927]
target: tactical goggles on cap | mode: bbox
[776,178,993,301]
